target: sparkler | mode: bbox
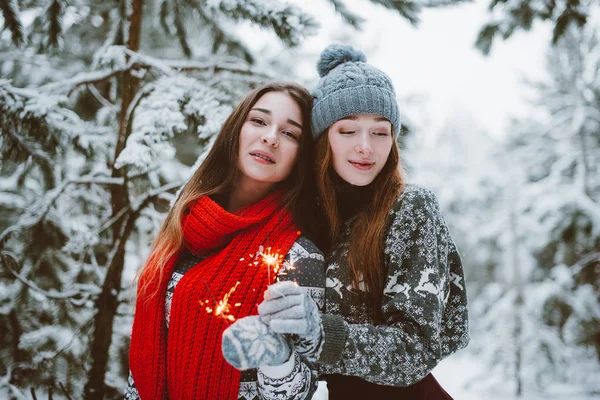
[203,281,241,322]
[202,232,302,322]
[260,246,285,284]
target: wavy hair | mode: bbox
[314,132,405,317]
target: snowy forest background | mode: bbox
[0,0,599,399]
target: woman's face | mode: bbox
[327,114,393,186]
[237,91,303,191]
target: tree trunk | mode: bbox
[510,202,523,397]
[83,0,143,398]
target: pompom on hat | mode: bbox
[311,44,400,137]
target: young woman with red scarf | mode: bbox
[125,82,326,400]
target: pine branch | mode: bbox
[1,126,55,167]
[419,0,468,6]
[40,60,139,95]
[194,5,255,64]
[329,0,364,28]
[368,0,421,25]
[0,173,125,246]
[479,0,591,53]
[172,0,192,58]
[86,84,118,110]
[568,252,600,279]
[43,0,64,50]
[2,251,82,299]
[0,0,25,46]
[130,180,185,212]
[159,0,172,34]
[207,0,318,47]
[166,58,272,77]
[116,0,128,45]
[475,23,499,55]
[48,316,95,361]
[39,52,266,96]
[59,382,73,400]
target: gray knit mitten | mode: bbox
[222,315,292,371]
[258,281,323,362]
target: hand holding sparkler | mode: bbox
[222,315,292,370]
[258,281,324,362]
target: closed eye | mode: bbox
[339,131,355,135]
[373,131,390,136]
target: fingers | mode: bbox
[258,293,303,317]
[264,281,303,301]
[230,315,266,332]
[270,318,309,335]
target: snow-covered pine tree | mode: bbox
[467,24,600,396]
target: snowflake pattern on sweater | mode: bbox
[319,184,470,386]
[125,236,325,400]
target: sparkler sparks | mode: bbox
[259,246,285,283]
[204,281,241,322]
[202,238,300,322]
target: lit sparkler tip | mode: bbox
[203,281,242,322]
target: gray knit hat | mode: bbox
[311,44,400,137]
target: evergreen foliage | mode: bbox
[477,0,596,55]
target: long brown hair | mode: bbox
[314,131,405,317]
[137,82,314,300]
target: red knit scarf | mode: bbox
[129,192,300,399]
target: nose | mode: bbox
[355,132,373,155]
[261,127,279,148]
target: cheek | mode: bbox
[284,144,300,170]
[238,127,249,149]
[327,135,346,161]
[376,140,393,159]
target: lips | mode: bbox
[349,160,374,170]
[250,150,275,164]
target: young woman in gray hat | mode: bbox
[223,45,469,399]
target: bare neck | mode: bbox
[227,177,273,213]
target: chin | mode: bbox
[351,180,374,187]
[341,173,375,187]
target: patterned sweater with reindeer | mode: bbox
[318,184,470,386]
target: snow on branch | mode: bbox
[1,80,90,167]
[1,251,96,300]
[37,46,267,98]
[206,0,318,46]
[115,75,232,171]
[40,61,138,96]
[328,0,364,28]
[0,173,125,245]
[130,180,186,213]
[369,0,421,25]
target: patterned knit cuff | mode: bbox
[258,350,296,379]
[318,314,348,365]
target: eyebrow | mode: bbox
[340,115,389,122]
[251,108,303,130]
